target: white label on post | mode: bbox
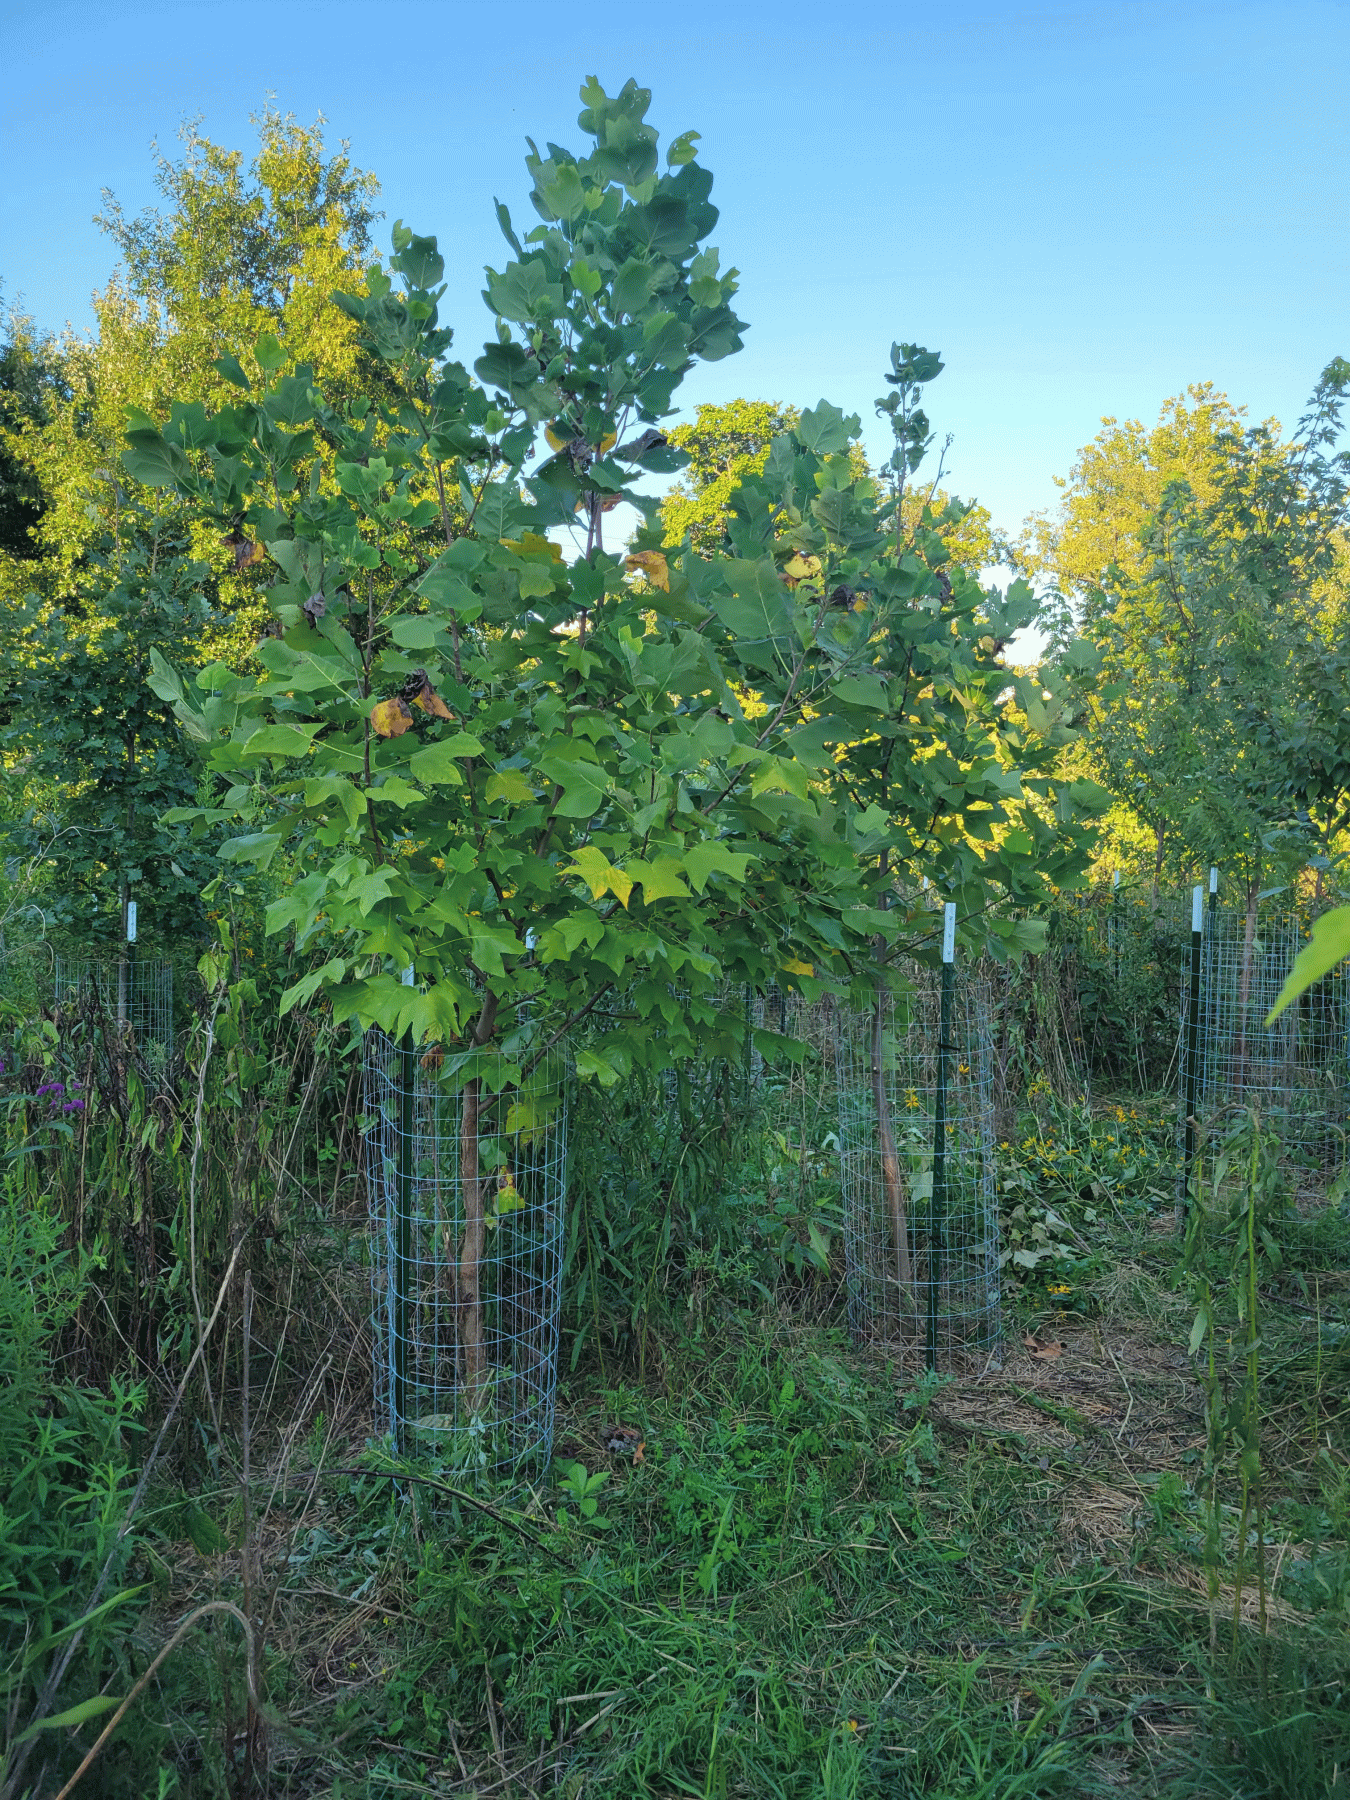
[942,902,956,964]
[1192,886,1204,934]
[1209,866,1219,894]
[1113,869,1120,890]
[126,900,137,943]
[401,965,414,986]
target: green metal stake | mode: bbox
[927,903,956,1371]
[1203,866,1218,1106]
[394,968,416,1449]
[1182,885,1204,1219]
[119,897,137,1033]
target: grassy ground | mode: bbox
[121,1128,1350,1800]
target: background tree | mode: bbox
[662,398,800,551]
[0,296,68,568]
[663,395,999,571]
[0,503,220,939]
[0,111,394,940]
[1020,383,1253,620]
[3,107,383,661]
[1026,377,1350,893]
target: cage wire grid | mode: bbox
[1180,904,1348,1178]
[715,985,840,1212]
[54,955,175,1062]
[838,969,1000,1367]
[364,1030,566,1482]
[1077,885,1192,1093]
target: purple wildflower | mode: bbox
[63,1100,85,1114]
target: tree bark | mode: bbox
[872,985,913,1315]
[457,992,499,1411]
[1234,881,1258,1098]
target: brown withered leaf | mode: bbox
[624,550,670,592]
[601,1424,646,1463]
[1022,1331,1067,1359]
[419,1045,445,1073]
[402,669,454,720]
[302,591,326,626]
[370,696,414,738]
[222,531,265,572]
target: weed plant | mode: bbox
[0,1170,160,1799]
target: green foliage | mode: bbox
[662,398,801,551]
[996,1093,1175,1307]
[1055,885,1192,1089]
[2,108,384,673]
[0,1175,152,1796]
[0,293,67,562]
[1268,901,1350,1021]
[1061,364,1350,892]
[308,1327,1135,1798]
[0,510,220,937]
[134,79,1098,1079]
[97,106,380,375]
[564,1052,840,1369]
[1161,1630,1350,1800]
[554,1458,609,1524]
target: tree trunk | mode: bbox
[456,992,499,1412]
[457,1074,487,1405]
[1234,882,1258,1099]
[872,986,913,1314]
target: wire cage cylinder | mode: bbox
[53,956,175,1067]
[364,1031,566,1483]
[838,968,1000,1368]
[1181,903,1348,1173]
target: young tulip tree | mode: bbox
[138,78,1099,1394]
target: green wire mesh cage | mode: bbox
[53,955,175,1074]
[1180,903,1348,1179]
[364,1031,567,1483]
[838,967,1000,1369]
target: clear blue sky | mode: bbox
[2,0,1346,546]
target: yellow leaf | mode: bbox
[782,552,822,588]
[544,423,568,452]
[370,697,414,738]
[560,845,633,909]
[502,531,564,562]
[782,957,815,976]
[624,550,670,592]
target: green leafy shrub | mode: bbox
[0,1173,152,1796]
[996,1094,1175,1307]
